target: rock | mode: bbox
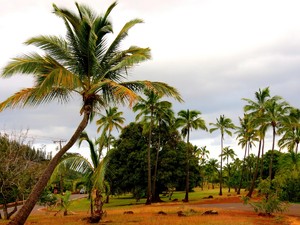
[123,211,134,214]
[177,211,187,217]
[202,210,218,215]
[158,211,167,215]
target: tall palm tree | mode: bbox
[243,87,270,176]
[209,115,235,196]
[263,97,290,180]
[176,109,207,202]
[221,146,236,192]
[96,106,125,153]
[242,88,272,197]
[235,115,258,194]
[133,89,180,204]
[0,3,181,224]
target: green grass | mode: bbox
[69,188,220,212]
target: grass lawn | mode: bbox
[0,188,296,225]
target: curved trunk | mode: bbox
[8,111,90,225]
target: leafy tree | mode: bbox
[106,122,201,199]
[0,3,181,224]
[176,109,207,202]
[0,133,47,220]
[209,115,235,196]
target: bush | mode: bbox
[243,179,289,215]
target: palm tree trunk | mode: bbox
[152,128,161,203]
[247,139,262,197]
[8,111,90,225]
[269,126,276,181]
[146,112,153,205]
[260,139,265,178]
[227,157,230,193]
[237,144,248,194]
[184,130,190,202]
[219,135,223,196]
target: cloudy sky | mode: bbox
[1,0,300,159]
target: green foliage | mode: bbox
[243,179,289,215]
[55,191,72,216]
[37,189,57,208]
[106,122,201,197]
[0,133,48,205]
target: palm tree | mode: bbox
[195,146,210,190]
[205,159,219,189]
[96,106,125,153]
[0,3,181,224]
[66,132,107,219]
[243,87,270,176]
[263,97,290,180]
[278,108,300,154]
[221,146,236,192]
[235,115,258,194]
[242,88,272,197]
[209,115,235,196]
[198,146,210,163]
[176,109,207,202]
[133,89,180,204]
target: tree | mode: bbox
[0,3,181,224]
[56,132,108,220]
[0,133,47,220]
[263,97,290,180]
[133,89,180,204]
[242,88,273,197]
[221,146,236,192]
[235,114,258,195]
[278,108,300,154]
[205,159,219,189]
[209,115,235,196]
[96,106,125,153]
[176,109,207,202]
[106,122,201,199]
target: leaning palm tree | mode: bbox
[209,115,235,196]
[176,109,207,202]
[0,3,181,225]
